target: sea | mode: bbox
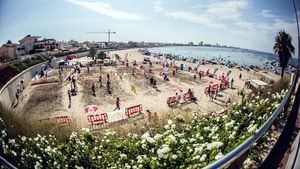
[147,46,298,68]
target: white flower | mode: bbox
[200,154,207,162]
[141,132,155,144]
[165,134,177,144]
[154,134,162,140]
[215,152,224,160]
[82,128,90,133]
[225,120,235,129]
[171,124,176,129]
[192,155,200,161]
[172,155,178,159]
[34,162,42,169]
[157,144,170,159]
[120,153,127,159]
[194,146,203,153]
[180,138,188,144]
[229,131,236,139]
[207,141,223,150]
[247,124,257,133]
[244,158,253,168]
[189,138,196,143]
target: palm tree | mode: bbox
[273,30,295,78]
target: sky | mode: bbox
[0,0,299,55]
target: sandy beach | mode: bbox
[13,48,280,133]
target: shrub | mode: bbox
[0,89,288,168]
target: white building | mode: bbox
[18,35,40,54]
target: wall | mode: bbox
[0,51,89,110]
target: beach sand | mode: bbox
[13,48,280,135]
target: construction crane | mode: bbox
[86,29,116,42]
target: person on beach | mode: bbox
[164,74,169,81]
[20,79,25,90]
[215,88,218,99]
[150,77,154,86]
[193,74,197,81]
[188,88,196,101]
[87,66,90,74]
[207,85,211,97]
[239,73,242,80]
[107,80,111,93]
[132,67,135,76]
[107,73,110,82]
[147,110,153,123]
[92,83,96,97]
[199,72,202,80]
[77,65,81,74]
[15,91,19,103]
[17,83,21,94]
[231,79,234,88]
[114,97,121,111]
[173,69,176,76]
[68,90,71,108]
[59,69,62,77]
[210,91,214,102]
[225,98,231,107]
[40,70,44,77]
[175,93,181,103]
[71,76,76,91]
[99,75,102,87]
[144,69,147,77]
[153,79,157,88]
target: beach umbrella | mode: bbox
[84,105,98,113]
[171,87,183,94]
[209,80,214,84]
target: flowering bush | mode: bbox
[0,89,287,168]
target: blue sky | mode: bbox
[0,0,299,54]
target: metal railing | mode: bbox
[0,155,17,169]
[203,72,299,169]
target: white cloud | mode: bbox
[234,20,254,30]
[154,0,249,29]
[152,0,299,53]
[189,4,206,9]
[66,0,148,20]
[153,0,164,12]
[206,0,248,21]
[165,11,226,29]
[260,9,277,18]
